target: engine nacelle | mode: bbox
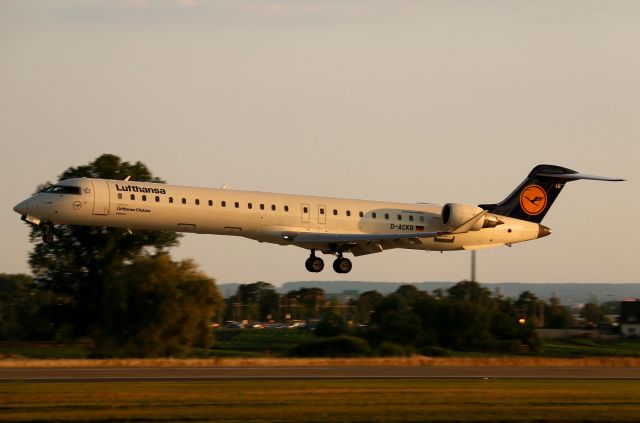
[441,203,503,231]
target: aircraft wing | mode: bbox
[291,211,487,256]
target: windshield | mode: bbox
[41,185,82,195]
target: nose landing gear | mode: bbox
[41,222,55,244]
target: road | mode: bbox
[1,366,639,381]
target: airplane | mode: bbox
[13,164,623,274]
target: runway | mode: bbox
[1,366,639,382]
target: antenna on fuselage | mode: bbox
[124,176,131,181]
[221,183,228,189]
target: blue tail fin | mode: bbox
[479,164,623,223]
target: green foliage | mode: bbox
[377,342,411,357]
[285,287,325,320]
[352,290,383,324]
[447,280,493,307]
[289,335,372,357]
[315,312,347,337]
[367,294,422,346]
[92,255,222,357]
[226,282,279,322]
[0,274,55,341]
[28,154,180,339]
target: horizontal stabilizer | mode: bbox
[535,172,625,182]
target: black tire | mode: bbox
[333,257,352,274]
[42,233,54,244]
[305,257,324,273]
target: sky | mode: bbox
[1,0,638,286]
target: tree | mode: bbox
[0,274,56,341]
[28,154,180,338]
[581,303,608,328]
[447,281,493,307]
[228,282,280,321]
[367,294,421,346]
[285,287,325,319]
[93,255,222,357]
[353,290,383,324]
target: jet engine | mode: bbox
[441,203,503,231]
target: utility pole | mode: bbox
[471,250,477,282]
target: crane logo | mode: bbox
[520,185,547,215]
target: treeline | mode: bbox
[224,280,617,356]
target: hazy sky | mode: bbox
[1,0,638,285]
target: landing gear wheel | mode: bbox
[41,223,54,244]
[333,257,352,274]
[305,255,324,273]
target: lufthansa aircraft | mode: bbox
[13,165,623,274]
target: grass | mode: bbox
[541,338,640,358]
[211,329,314,357]
[0,379,639,422]
[1,356,640,369]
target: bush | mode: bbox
[289,336,372,357]
[377,342,410,357]
[315,312,347,338]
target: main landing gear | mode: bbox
[305,251,325,273]
[304,250,352,274]
[41,222,54,244]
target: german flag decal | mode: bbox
[519,185,547,216]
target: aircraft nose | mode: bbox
[537,225,552,238]
[13,199,30,215]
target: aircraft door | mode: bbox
[91,180,110,215]
[301,203,310,223]
[318,205,326,225]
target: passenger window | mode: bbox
[372,212,377,218]
[182,198,186,205]
[142,195,147,201]
[303,206,308,213]
[271,205,276,211]
[420,216,425,222]
[284,205,289,212]
[384,213,389,220]
[130,194,135,201]
[169,197,174,204]
[221,201,226,207]
[234,202,239,208]
[195,199,200,205]
[248,203,253,209]
[155,196,160,202]
[409,215,414,222]
[208,200,213,206]
[260,204,265,210]
[333,209,338,216]
[359,211,364,217]
[397,214,402,221]
[320,208,325,215]
[118,193,122,200]
[346,210,351,217]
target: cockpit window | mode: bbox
[41,185,81,195]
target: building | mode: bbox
[619,299,640,338]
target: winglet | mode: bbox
[450,211,488,234]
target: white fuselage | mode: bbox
[14,178,542,254]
